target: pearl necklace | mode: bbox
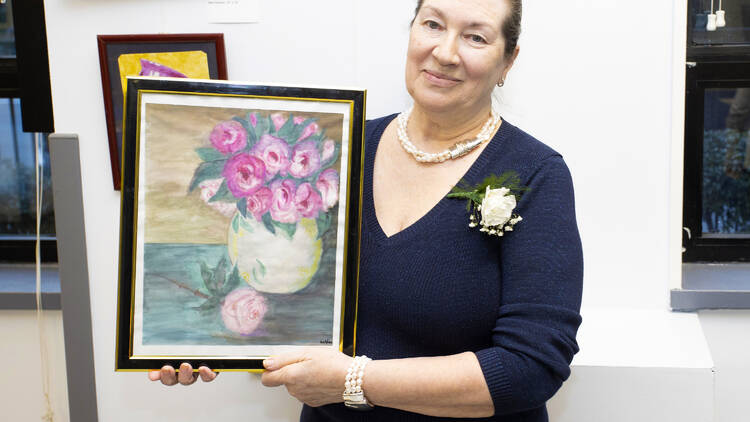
[396,106,501,163]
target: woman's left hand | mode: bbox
[261,348,353,407]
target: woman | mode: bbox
[150,0,583,421]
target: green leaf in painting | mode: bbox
[187,160,225,193]
[222,265,241,295]
[267,116,275,133]
[197,297,220,313]
[272,220,297,240]
[195,147,225,162]
[292,118,317,142]
[277,114,296,142]
[256,259,266,277]
[236,198,248,219]
[255,114,269,136]
[239,214,256,233]
[251,268,263,285]
[209,180,236,203]
[212,257,228,292]
[199,261,217,294]
[238,114,258,145]
[261,213,276,235]
[231,213,240,233]
[231,116,251,132]
[316,212,332,239]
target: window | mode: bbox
[683,1,750,262]
[0,0,56,263]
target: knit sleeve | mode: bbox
[474,154,583,416]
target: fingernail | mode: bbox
[263,359,274,369]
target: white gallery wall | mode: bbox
[0,0,740,421]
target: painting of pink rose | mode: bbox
[269,179,299,223]
[210,120,248,155]
[246,187,273,221]
[295,182,323,218]
[251,134,290,180]
[289,140,321,179]
[222,153,266,197]
[316,169,340,211]
[199,179,237,217]
[221,288,268,335]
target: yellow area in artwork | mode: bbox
[117,51,210,94]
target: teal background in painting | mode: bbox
[141,223,338,346]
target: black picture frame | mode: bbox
[116,77,365,371]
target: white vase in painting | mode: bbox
[227,212,322,294]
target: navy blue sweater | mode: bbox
[301,114,583,422]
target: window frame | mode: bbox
[682,62,750,262]
[0,0,56,263]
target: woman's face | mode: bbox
[405,0,515,114]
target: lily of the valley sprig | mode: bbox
[447,171,530,237]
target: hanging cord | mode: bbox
[34,131,55,422]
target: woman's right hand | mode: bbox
[148,363,218,386]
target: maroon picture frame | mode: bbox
[97,33,228,190]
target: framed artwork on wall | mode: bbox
[97,33,228,189]
[116,77,366,372]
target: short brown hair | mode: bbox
[412,0,522,59]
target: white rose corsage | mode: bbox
[446,171,529,237]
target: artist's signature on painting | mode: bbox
[320,338,332,344]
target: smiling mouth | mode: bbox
[422,70,461,86]
[423,70,461,82]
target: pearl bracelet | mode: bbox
[342,355,374,410]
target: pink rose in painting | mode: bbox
[271,113,287,131]
[210,121,247,155]
[249,112,258,128]
[269,179,299,223]
[251,134,290,179]
[222,153,266,198]
[198,178,236,217]
[221,288,267,336]
[288,140,321,178]
[138,59,188,78]
[316,169,339,210]
[297,121,320,142]
[294,182,323,219]
[246,187,273,221]
[321,139,336,163]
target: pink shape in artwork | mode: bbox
[288,140,321,179]
[222,153,266,198]
[247,187,273,221]
[221,288,267,335]
[294,182,323,219]
[138,59,188,78]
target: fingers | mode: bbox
[177,363,199,385]
[198,366,218,382]
[158,366,178,386]
[148,370,161,381]
[261,364,290,387]
[263,350,307,371]
[149,364,216,386]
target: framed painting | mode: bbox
[97,33,228,190]
[116,77,366,372]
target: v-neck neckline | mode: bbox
[363,113,514,245]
